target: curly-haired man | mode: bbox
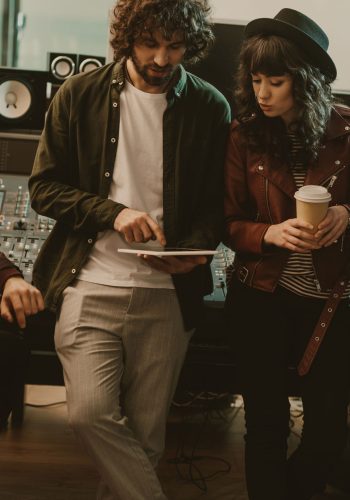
[29,1,230,498]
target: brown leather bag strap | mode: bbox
[297,277,349,376]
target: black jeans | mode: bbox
[225,278,350,500]
[0,323,29,428]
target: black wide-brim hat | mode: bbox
[245,8,337,81]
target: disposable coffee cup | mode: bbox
[294,185,331,232]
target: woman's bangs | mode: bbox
[248,37,289,76]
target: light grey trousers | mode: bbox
[55,280,192,500]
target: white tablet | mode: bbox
[117,248,217,257]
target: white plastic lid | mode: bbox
[294,185,332,203]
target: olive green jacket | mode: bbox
[29,61,231,329]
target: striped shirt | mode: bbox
[278,133,350,299]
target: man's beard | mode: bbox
[130,51,177,87]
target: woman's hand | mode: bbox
[263,218,321,253]
[314,205,349,247]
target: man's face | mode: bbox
[131,30,186,88]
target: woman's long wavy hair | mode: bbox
[110,0,214,65]
[235,35,333,162]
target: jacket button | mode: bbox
[105,172,110,178]
[110,137,116,143]
[345,126,350,131]
[258,165,264,171]
[88,238,93,244]
[72,268,76,274]
[335,160,340,165]
[113,102,118,108]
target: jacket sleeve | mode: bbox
[224,125,270,255]
[0,252,23,293]
[28,82,126,233]
[178,99,231,250]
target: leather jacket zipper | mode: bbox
[265,178,273,223]
[311,257,322,292]
[322,165,346,189]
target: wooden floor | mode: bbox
[0,385,328,500]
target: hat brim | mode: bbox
[245,18,337,81]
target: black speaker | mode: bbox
[78,54,105,74]
[185,22,246,113]
[48,52,77,83]
[0,68,48,132]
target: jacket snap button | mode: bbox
[72,268,76,274]
[345,126,350,131]
[335,160,340,164]
[258,165,264,171]
[315,336,320,341]
[105,172,110,178]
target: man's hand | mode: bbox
[263,218,321,253]
[114,208,166,246]
[0,277,45,329]
[139,254,207,274]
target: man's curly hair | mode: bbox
[110,0,214,64]
[235,35,333,162]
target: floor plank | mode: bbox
[0,386,303,500]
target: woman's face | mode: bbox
[251,72,297,125]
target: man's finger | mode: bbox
[146,217,166,246]
[0,301,14,324]
[34,289,45,312]
[6,295,26,328]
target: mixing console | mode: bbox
[0,174,54,282]
[204,243,235,306]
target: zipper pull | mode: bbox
[314,278,322,292]
[327,175,337,188]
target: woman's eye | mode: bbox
[271,81,283,87]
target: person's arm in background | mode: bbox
[0,253,44,328]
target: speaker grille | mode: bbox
[51,55,76,81]
[0,80,32,119]
[0,69,48,131]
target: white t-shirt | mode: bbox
[78,80,174,289]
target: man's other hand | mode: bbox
[139,254,207,274]
[0,277,45,329]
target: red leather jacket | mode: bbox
[224,106,350,293]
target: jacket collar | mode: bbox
[256,105,350,198]
[323,106,350,141]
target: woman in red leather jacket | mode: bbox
[224,9,350,500]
